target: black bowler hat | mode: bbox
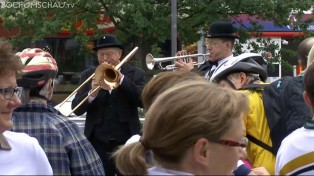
[93,34,123,51]
[206,21,239,39]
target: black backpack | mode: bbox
[244,76,311,155]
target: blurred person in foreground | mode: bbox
[306,41,314,68]
[0,41,52,174]
[72,34,145,175]
[114,80,249,175]
[297,37,314,72]
[275,43,314,175]
[124,71,205,146]
[275,63,314,175]
[175,20,239,79]
[125,71,267,176]
[12,48,105,175]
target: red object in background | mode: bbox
[58,16,116,35]
[262,52,272,58]
[0,17,20,38]
[261,32,305,38]
[0,15,115,37]
[296,65,302,75]
[97,16,115,33]
[75,18,83,29]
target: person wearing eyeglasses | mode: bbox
[113,80,250,175]
[71,34,145,175]
[121,71,268,176]
[12,48,105,175]
[175,20,239,80]
[0,41,52,174]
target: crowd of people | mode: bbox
[13,48,105,175]
[0,20,314,175]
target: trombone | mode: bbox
[57,46,139,117]
[146,53,210,70]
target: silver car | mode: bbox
[54,94,144,132]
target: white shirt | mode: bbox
[0,131,53,175]
[205,54,233,79]
[148,167,193,175]
[276,127,314,175]
[125,134,141,145]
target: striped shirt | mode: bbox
[12,102,105,175]
[276,124,314,175]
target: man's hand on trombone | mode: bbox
[89,77,122,97]
[174,50,194,71]
[89,62,123,98]
[89,79,120,97]
[89,72,123,98]
[89,79,101,97]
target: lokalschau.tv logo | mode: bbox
[0,1,75,9]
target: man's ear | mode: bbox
[304,91,313,109]
[225,41,232,50]
[118,49,123,56]
[239,72,248,85]
[193,138,210,166]
[47,79,54,90]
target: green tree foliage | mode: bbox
[0,0,313,73]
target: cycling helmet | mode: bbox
[16,48,58,88]
[210,53,268,82]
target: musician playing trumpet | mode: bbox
[71,34,145,175]
[175,20,239,80]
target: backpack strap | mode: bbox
[239,83,268,90]
[246,134,273,154]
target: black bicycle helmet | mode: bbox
[16,48,58,88]
[210,53,268,83]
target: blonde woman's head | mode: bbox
[141,71,205,110]
[114,80,249,175]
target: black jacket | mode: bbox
[72,63,145,140]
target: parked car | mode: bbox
[54,94,86,132]
[54,93,144,132]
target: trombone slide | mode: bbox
[62,46,139,117]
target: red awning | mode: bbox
[249,31,305,38]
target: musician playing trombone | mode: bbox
[175,20,239,79]
[71,34,145,175]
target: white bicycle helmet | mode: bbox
[16,48,58,88]
[210,53,268,83]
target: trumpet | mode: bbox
[146,53,210,70]
[57,46,139,117]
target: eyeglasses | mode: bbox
[97,51,117,58]
[213,138,248,148]
[205,39,227,47]
[0,87,22,100]
[205,42,220,46]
